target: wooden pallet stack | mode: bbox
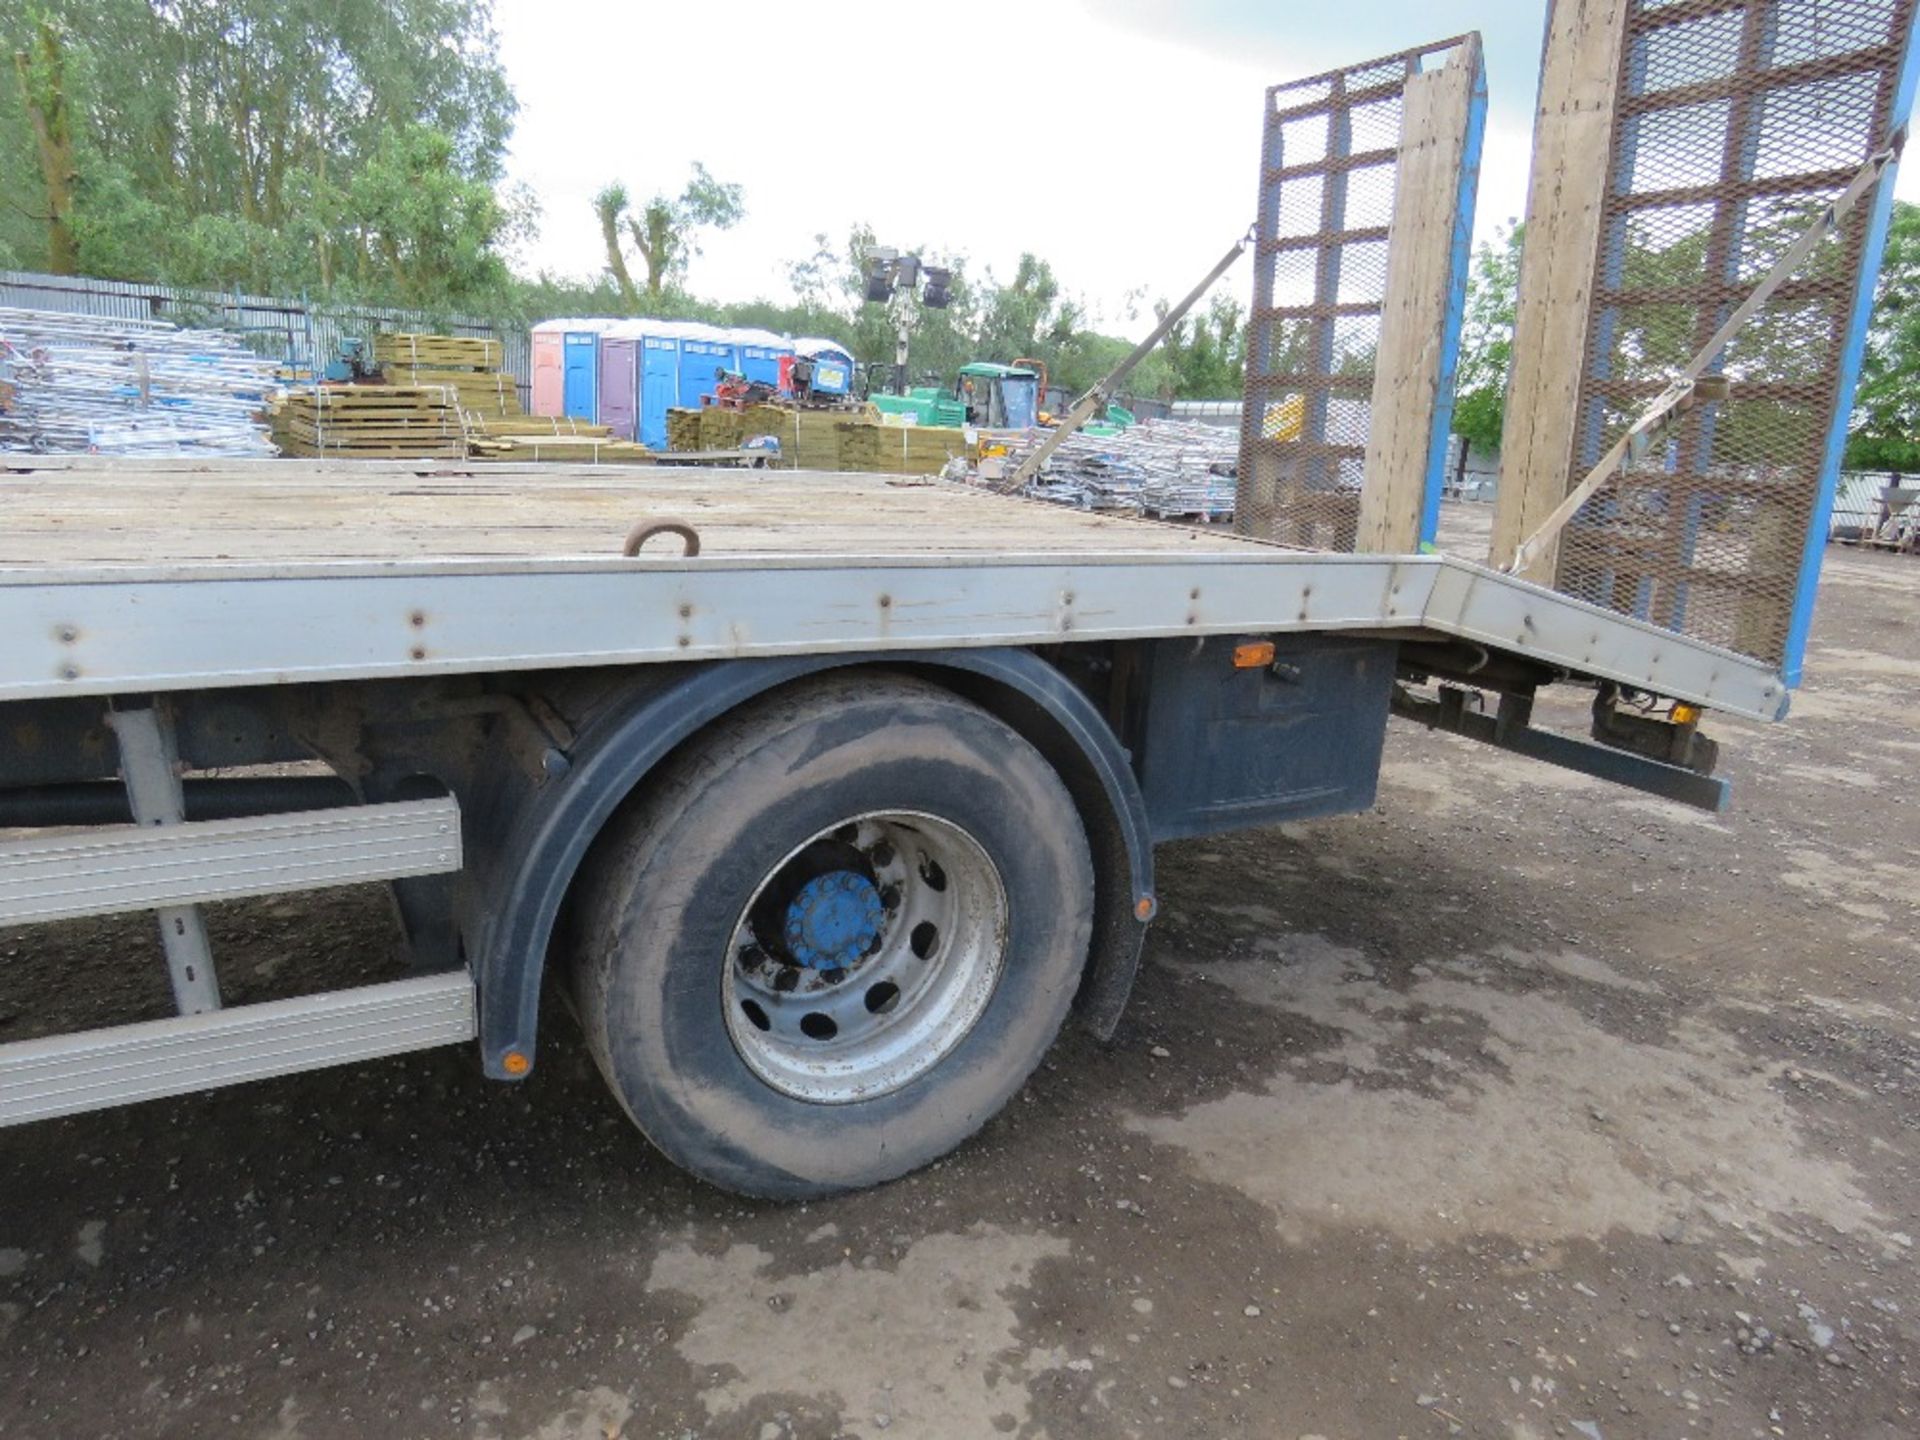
[270,385,466,459]
[373,333,521,418]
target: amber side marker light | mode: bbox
[1232,641,1276,669]
[1671,703,1701,726]
[501,1050,532,1077]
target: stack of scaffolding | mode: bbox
[270,384,466,459]
[1004,418,1238,518]
[374,333,521,418]
[0,306,277,457]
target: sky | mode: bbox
[490,0,1917,339]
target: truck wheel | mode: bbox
[569,673,1095,1199]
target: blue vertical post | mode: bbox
[1417,40,1487,550]
[1782,19,1920,686]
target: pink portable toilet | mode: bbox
[531,320,567,417]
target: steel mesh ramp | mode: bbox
[1501,0,1919,683]
[1237,37,1483,553]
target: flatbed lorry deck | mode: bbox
[0,457,1777,1196]
[0,458,1782,719]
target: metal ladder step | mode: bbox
[0,970,477,1125]
[0,796,461,926]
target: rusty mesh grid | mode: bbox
[1551,0,1915,669]
[1237,40,1470,549]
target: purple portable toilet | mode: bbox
[599,322,643,441]
[602,318,705,450]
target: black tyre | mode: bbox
[569,672,1095,1198]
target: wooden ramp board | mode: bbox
[0,457,1260,570]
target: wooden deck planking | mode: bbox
[0,460,1257,570]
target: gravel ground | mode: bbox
[1,504,1916,1439]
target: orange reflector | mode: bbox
[1233,641,1276,669]
[1671,703,1701,727]
[502,1050,531,1077]
[1134,895,1157,922]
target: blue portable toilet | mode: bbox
[561,322,604,422]
[794,337,855,399]
[638,325,685,450]
[676,324,738,411]
[732,327,793,388]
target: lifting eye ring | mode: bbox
[622,519,702,558]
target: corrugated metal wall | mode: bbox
[0,270,530,407]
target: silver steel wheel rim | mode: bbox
[723,810,1009,1104]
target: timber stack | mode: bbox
[374,332,521,418]
[270,384,465,459]
[464,412,654,463]
[666,408,703,452]
[733,404,845,469]
[836,418,973,476]
[668,402,868,470]
[697,406,747,452]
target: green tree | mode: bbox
[1155,290,1244,400]
[591,183,641,309]
[976,253,1080,363]
[10,15,79,272]
[1846,199,1920,471]
[1,0,519,305]
[1450,222,1522,455]
[591,163,745,301]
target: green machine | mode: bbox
[871,362,1040,430]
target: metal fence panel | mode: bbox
[1237,38,1477,551]
[1548,0,1918,681]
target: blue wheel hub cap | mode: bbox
[784,869,885,970]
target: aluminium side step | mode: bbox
[0,796,462,926]
[0,971,477,1125]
